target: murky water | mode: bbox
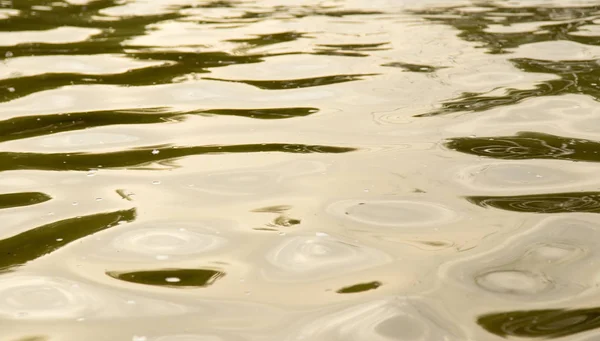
[4,0,600,339]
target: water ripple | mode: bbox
[0,275,103,319]
[446,132,600,162]
[287,298,463,341]
[327,199,457,228]
[467,192,600,214]
[264,234,390,281]
[0,143,355,172]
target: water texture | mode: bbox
[3,0,600,340]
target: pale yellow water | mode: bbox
[2,0,600,340]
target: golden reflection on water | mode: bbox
[4,0,600,340]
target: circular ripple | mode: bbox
[524,243,585,264]
[457,163,575,190]
[327,200,456,228]
[83,220,231,262]
[0,275,101,319]
[288,298,461,341]
[265,235,389,280]
[112,228,226,256]
[475,270,552,295]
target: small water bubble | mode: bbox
[133,336,147,341]
[244,291,251,295]
[151,149,160,155]
[152,180,161,185]
[76,317,85,322]
[165,277,180,283]
[87,169,98,177]
[5,51,13,58]
[56,238,63,242]
[278,231,286,236]
[126,300,136,305]
[239,278,245,283]
[48,212,55,216]
[363,189,370,193]
[95,197,103,201]
[7,87,15,92]
[315,232,329,237]
[72,201,79,206]
[155,254,169,260]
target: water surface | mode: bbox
[2,0,600,340]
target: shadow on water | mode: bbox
[446,132,600,162]
[0,106,319,143]
[478,307,600,339]
[0,192,51,209]
[0,208,136,272]
[467,192,600,213]
[0,143,355,172]
[107,268,225,288]
[408,4,600,116]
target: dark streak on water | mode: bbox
[0,208,136,272]
[107,268,225,288]
[478,307,600,339]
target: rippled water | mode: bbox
[5,0,600,339]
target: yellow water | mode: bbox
[2,0,600,340]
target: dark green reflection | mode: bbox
[316,42,389,57]
[203,74,378,90]
[0,208,136,272]
[417,58,600,116]
[202,107,318,119]
[337,281,381,294]
[227,31,308,47]
[272,216,301,227]
[408,4,600,116]
[302,10,383,18]
[410,4,600,54]
[0,143,355,172]
[0,0,181,60]
[0,106,318,143]
[0,192,51,209]
[0,51,267,103]
[381,62,444,73]
[478,307,600,339]
[467,192,600,214]
[446,132,600,162]
[107,269,225,288]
